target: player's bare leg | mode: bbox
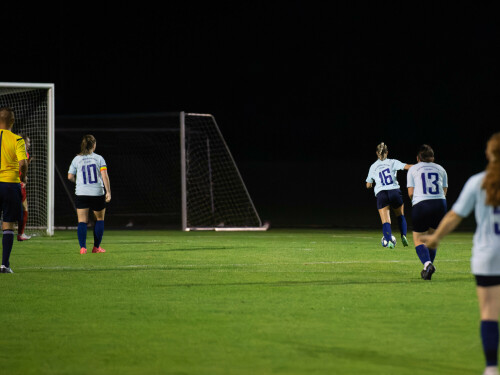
[392,204,409,246]
[17,199,31,241]
[378,206,391,224]
[77,209,89,254]
[92,208,106,253]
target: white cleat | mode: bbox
[484,366,499,375]
[0,265,14,273]
[17,233,32,241]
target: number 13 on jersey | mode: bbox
[421,172,440,194]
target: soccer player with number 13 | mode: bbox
[407,144,448,280]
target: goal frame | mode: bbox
[180,112,268,232]
[0,82,55,235]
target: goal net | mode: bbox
[182,113,264,230]
[0,82,55,236]
[55,112,266,231]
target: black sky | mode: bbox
[4,2,498,164]
[2,2,499,226]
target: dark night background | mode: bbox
[2,2,498,229]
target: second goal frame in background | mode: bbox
[181,112,268,232]
[55,111,267,231]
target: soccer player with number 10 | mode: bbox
[67,135,111,254]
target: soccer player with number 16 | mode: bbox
[366,142,413,249]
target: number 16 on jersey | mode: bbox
[379,168,393,186]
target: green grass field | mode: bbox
[1,229,483,374]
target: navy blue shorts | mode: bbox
[0,182,22,222]
[376,189,404,210]
[411,199,447,232]
[75,195,106,211]
[475,275,500,287]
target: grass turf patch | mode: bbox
[1,229,481,374]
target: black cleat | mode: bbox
[420,264,435,280]
[0,266,14,273]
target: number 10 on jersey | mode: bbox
[81,164,98,184]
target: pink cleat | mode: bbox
[80,247,87,254]
[92,246,106,253]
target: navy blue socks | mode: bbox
[428,248,437,263]
[77,222,87,249]
[2,230,14,267]
[382,222,392,242]
[397,215,407,237]
[481,320,499,366]
[93,220,104,248]
[415,244,431,265]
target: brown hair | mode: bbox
[376,142,388,160]
[417,144,434,162]
[0,107,15,127]
[482,133,500,206]
[80,134,96,155]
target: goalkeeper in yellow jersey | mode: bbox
[0,107,28,274]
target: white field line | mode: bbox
[16,259,467,271]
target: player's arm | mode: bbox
[442,169,448,197]
[404,164,413,170]
[19,159,28,183]
[407,187,414,200]
[366,167,374,189]
[68,173,76,183]
[16,138,28,183]
[101,169,111,202]
[407,167,415,199]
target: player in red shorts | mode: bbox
[18,134,31,241]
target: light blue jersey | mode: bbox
[407,162,448,205]
[68,153,107,196]
[452,171,500,275]
[366,158,407,196]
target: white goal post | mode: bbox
[0,82,55,235]
[181,112,268,231]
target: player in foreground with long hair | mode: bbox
[68,135,111,254]
[17,134,32,241]
[424,133,500,375]
[366,142,413,248]
[0,107,28,273]
[407,144,448,280]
